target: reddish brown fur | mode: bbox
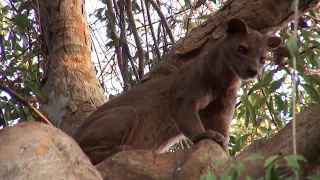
[74,18,282,165]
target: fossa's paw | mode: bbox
[192,130,227,151]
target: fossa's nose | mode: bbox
[246,67,258,78]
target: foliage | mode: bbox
[200,154,312,180]
[0,0,43,127]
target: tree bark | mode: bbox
[38,0,106,136]
[0,122,103,180]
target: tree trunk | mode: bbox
[38,0,106,136]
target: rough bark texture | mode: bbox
[141,0,319,83]
[96,103,320,179]
[0,122,102,180]
[38,0,106,136]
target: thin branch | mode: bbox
[305,14,320,23]
[0,82,53,126]
[258,76,280,131]
[146,1,161,61]
[162,23,169,53]
[105,0,126,89]
[141,0,151,70]
[149,0,175,44]
[123,42,140,81]
[125,0,145,79]
[119,0,129,91]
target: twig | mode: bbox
[149,0,175,44]
[125,0,145,79]
[258,76,280,131]
[0,82,53,126]
[305,14,320,23]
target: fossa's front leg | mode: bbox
[172,101,226,148]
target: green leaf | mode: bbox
[284,155,304,171]
[265,165,279,180]
[287,36,298,57]
[251,82,262,91]
[200,172,217,180]
[300,84,319,102]
[195,0,206,8]
[262,70,275,86]
[133,2,141,12]
[211,159,225,167]
[238,134,250,147]
[105,40,115,48]
[241,93,250,106]
[264,155,278,167]
[306,52,318,69]
[101,0,107,4]
[109,94,116,99]
[183,0,190,7]
[27,81,46,102]
[256,96,266,108]
[229,136,236,144]
[274,94,285,112]
[309,74,320,86]
[269,77,286,93]
[18,1,32,13]
[229,161,244,177]
[13,14,32,29]
[255,116,263,127]
[245,154,264,161]
[248,105,256,127]
[245,106,250,128]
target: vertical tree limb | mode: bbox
[125,0,145,79]
[146,1,161,62]
[105,0,125,86]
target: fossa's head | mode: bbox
[221,18,282,81]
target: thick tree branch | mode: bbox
[95,103,320,179]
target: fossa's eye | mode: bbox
[260,57,266,64]
[238,45,248,54]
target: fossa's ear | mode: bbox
[266,36,283,48]
[227,18,248,35]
